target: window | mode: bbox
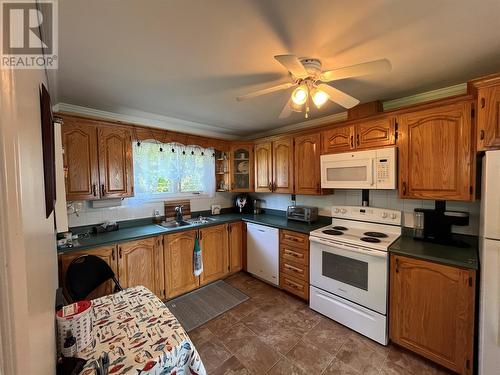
[132,141,215,200]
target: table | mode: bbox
[77,286,206,375]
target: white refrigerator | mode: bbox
[479,150,500,374]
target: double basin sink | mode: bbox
[157,216,218,229]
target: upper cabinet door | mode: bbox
[321,125,355,154]
[477,85,500,150]
[230,144,254,192]
[254,141,273,192]
[272,136,294,193]
[62,122,99,200]
[98,126,134,198]
[355,117,396,150]
[398,101,474,201]
[294,133,321,195]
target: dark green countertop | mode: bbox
[388,234,479,270]
[58,213,331,254]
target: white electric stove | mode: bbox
[309,205,402,345]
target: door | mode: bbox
[118,237,157,293]
[164,230,199,298]
[62,121,99,200]
[58,245,117,299]
[254,141,272,192]
[477,85,500,150]
[321,125,355,154]
[246,223,279,285]
[294,133,321,194]
[199,224,228,285]
[272,136,294,193]
[230,144,254,192]
[98,126,134,198]
[309,236,388,314]
[390,255,475,375]
[398,101,474,200]
[228,222,243,273]
[355,116,396,149]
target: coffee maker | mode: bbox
[413,201,469,246]
[235,194,253,214]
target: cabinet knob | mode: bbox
[395,258,399,273]
[92,184,97,197]
[268,182,273,191]
[350,135,354,148]
[356,134,360,146]
[480,130,485,140]
[119,247,122,258]
[402,182,407,196]
[100,184,105,196]
[480,97,486,109]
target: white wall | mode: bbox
[0,69,58,374]
[254,190,480,235]
[68,192,235,227]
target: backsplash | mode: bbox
[253,190,480,236]
[68,190,480,236]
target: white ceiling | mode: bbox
[57,0,500,137]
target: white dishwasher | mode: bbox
[246,223,279,285]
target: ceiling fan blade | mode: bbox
[274,55,309,79]
[279,97,293,119]
[320,59,391,82]
[318,84,360,109]
[236,82,295,101]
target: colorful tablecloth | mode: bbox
[77,286,206,375]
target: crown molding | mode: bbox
[382,83,467,111]
[53,103,242,140]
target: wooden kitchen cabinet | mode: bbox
[230,143,254,192]
[58,245,118,300]
[279,229,310,300]
[355,116,396,149]
[321,124,355,154]
[163,230,199,298]
[228,221,243,273]
[294,133,321,195]
[117,237,162,296]
[397,100,474,200]
[199,224,229,285]
[254,141,273,192]
[272,136,294,193]
[61,120,100,200]
[97,126,134,198]
[470,75,500,150]
[389,255,475,375]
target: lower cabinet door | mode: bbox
[229,222,243,273]
[58,245,118,300]
[199,224,229,285]
[117,237,157,294]
[164,230,199,299]
[389,255,475,375]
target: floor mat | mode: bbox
[164,279,249,332]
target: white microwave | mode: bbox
[320,147,397,189]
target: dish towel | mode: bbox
[193,235,203,276]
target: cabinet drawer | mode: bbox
[280,230,309,250]
[281,260,309,282]
[280,244,308,265]
[280,274,309,300]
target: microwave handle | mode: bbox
[370,159,375,186]
[310,236,387,258]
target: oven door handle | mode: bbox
[309,236,387,258]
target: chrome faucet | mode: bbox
[175,205,184,222]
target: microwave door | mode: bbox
[321,158,374,189]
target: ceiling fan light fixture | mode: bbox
[311,88,329,108]
[291,85,308,105]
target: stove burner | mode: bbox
[332,226,348,231]
[361,237,381,243]
[363,231,388,238]
[322,229,344,236]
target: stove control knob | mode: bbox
[390,213,397,219]
[381,212,388,218]
[341,208,347,214]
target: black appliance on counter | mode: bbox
[234,194,253,214]
[413,201,469,246]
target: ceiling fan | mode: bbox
[236,55,391,119]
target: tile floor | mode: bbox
[189,272,452,375]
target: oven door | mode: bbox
[309,236,388,314]
[320,154,375,189]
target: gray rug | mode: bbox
[165,280,249,332]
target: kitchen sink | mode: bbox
[187,216,218,224]
[158,220,192,229]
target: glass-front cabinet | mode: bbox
[230,144,254,192]
[215,150,230,192]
